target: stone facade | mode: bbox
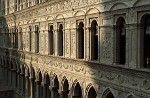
[0,0,150,98]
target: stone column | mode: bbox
[11,69,16,88]
[86,27,90,60]
[43,84,47,98]
[17,72,20,92]
[45,30,49,55]
[36,81,41,98]
[25,76,29,98]
[47,86,51,98]
[51,87,55,98]
[30,78,35,98]
[54,30,58,56]
[5,67,8,86]
[32,31,35,53]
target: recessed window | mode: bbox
[58,24,63,56]
[48,25,54,55]
[77,21,84,59]
[116,17,126,65]
[35,25,39,53]
[91,20,98,60]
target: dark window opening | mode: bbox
[116,17,126,65]
[29,26,32,51]
[88,87,97,98]
[73,82,82,98]
[143,15,150,68]
[106,92,114,98]
[49,25,54,55]
[35,25,39,53]
[77,22,84,59]
[58,24,63,56]
[91,20,98,60]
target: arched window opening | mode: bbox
[77,22,84,59]
[88,87,97,98]
[58,24,63,56]
[62,79,69,98]
[116,17,126,65]
[91,20,98,60]
[35,25,39,53]
[141,14,150,68]
[73,82,82,98]
[106,92,114,98]
[49,25,54,55]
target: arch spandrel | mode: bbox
[133,0,150,7]
[109,3,128,11]
[40,17,46,22]
[102,88,116,98]
[55,14,64,20]
[74,10,86,17]
[126,94,135,98]
[46,16,54,21]
[86,8,100,15]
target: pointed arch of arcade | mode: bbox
[139,14,150,68]
[72,80,82,98]
[30,66,36,98]
[43,72,51,98]
[85,83,97,98]
[102,88,115,98]
[36,70,43,98]
[52,75,60,98]
[61,76,69,98]
[115,17,126,65]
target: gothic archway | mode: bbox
[62,79,69,98]
[87,86,97,98]
[53,76,59,98]
[43,73,50,98]
[102,88,115,98]
[106,92,115,98]
[72,82,82,98]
